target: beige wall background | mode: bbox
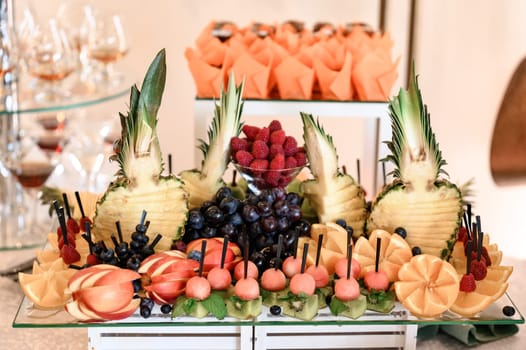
[21,0,526,258]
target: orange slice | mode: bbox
[449,279,508,317]
[449,291,493,317]
[354,229,412,282]
[485,265,513,283]
[394,254,460,318]
[18,259,76,309]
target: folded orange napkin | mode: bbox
[186,49,224,98]
[274,55,315,100]
[186,20,399,101]
[314,51,353,100]
[352,49,399,101]
[230,53,271,99]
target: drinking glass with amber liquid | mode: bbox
[4,133,59,238]
[26,18,78,103]
[86,13,129,85]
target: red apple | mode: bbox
[94,269,141,287]
[95,298,140,321]
[151,270,195,284]
[77,282,134,313]
[163,259,199,274]
[68,265,119,291]
[203,247,235,271]
[65,300,93,322]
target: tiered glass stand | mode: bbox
[0,77,131,251]
[12,293,524,350]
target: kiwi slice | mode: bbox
[262,287,290,306]
[330,294,367,319]
[365,290,395,313]
[282,294,319,321]
[226,296,262,319]
[188,301,210,318]
[315,286,333,308]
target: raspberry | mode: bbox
[294,151,307,166]
[270,154,285,170]
[264,171,281,187]
[251,140,269,159]
[269,144,284,158]
[268,120,282,132]
[469,251,487,267]
[242,125,260,140]
[470,260,487,280]
[283,136,298,156]
[255,127,270,142]
[459,273,476,292]
[230,137,248,152]
[457,226,468,243]
[235,150,254,166]
[249,159,269,171]
[285,156,297,169]
[269,130,286,145]
[278,175,292,187]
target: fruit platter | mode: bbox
[12,50,524,349]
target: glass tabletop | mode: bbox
[0,73,134,115]
[12,292,524,329]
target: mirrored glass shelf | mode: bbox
[13,292,524,329]
[0,73,134,116]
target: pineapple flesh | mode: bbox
[179,75,244,209]
[92,49,188,251]
[367,67,462,258]
[300,112,367,238]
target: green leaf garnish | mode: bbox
[201,293,227,320]
[329,297,349,315]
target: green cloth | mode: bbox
[417,323,519,346]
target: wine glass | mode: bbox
[86,12,129,86]
[0,22,18,84]
[25,18,78,103]
[64,112,117,192]
[3,131,59,242]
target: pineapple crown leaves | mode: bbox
[113,49,166,181]
[198,73,244,176]
[300,112,341,176]
[384,64,447,181]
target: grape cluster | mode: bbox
[183,186,311,274]
[86,211,162,273]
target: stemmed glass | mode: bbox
[0,22,18,80]
[3,131,59,242]
[25,18,78,103]
[64,112,117,193]
[86,12,129,86]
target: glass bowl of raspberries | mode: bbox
[230,120,308,194]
